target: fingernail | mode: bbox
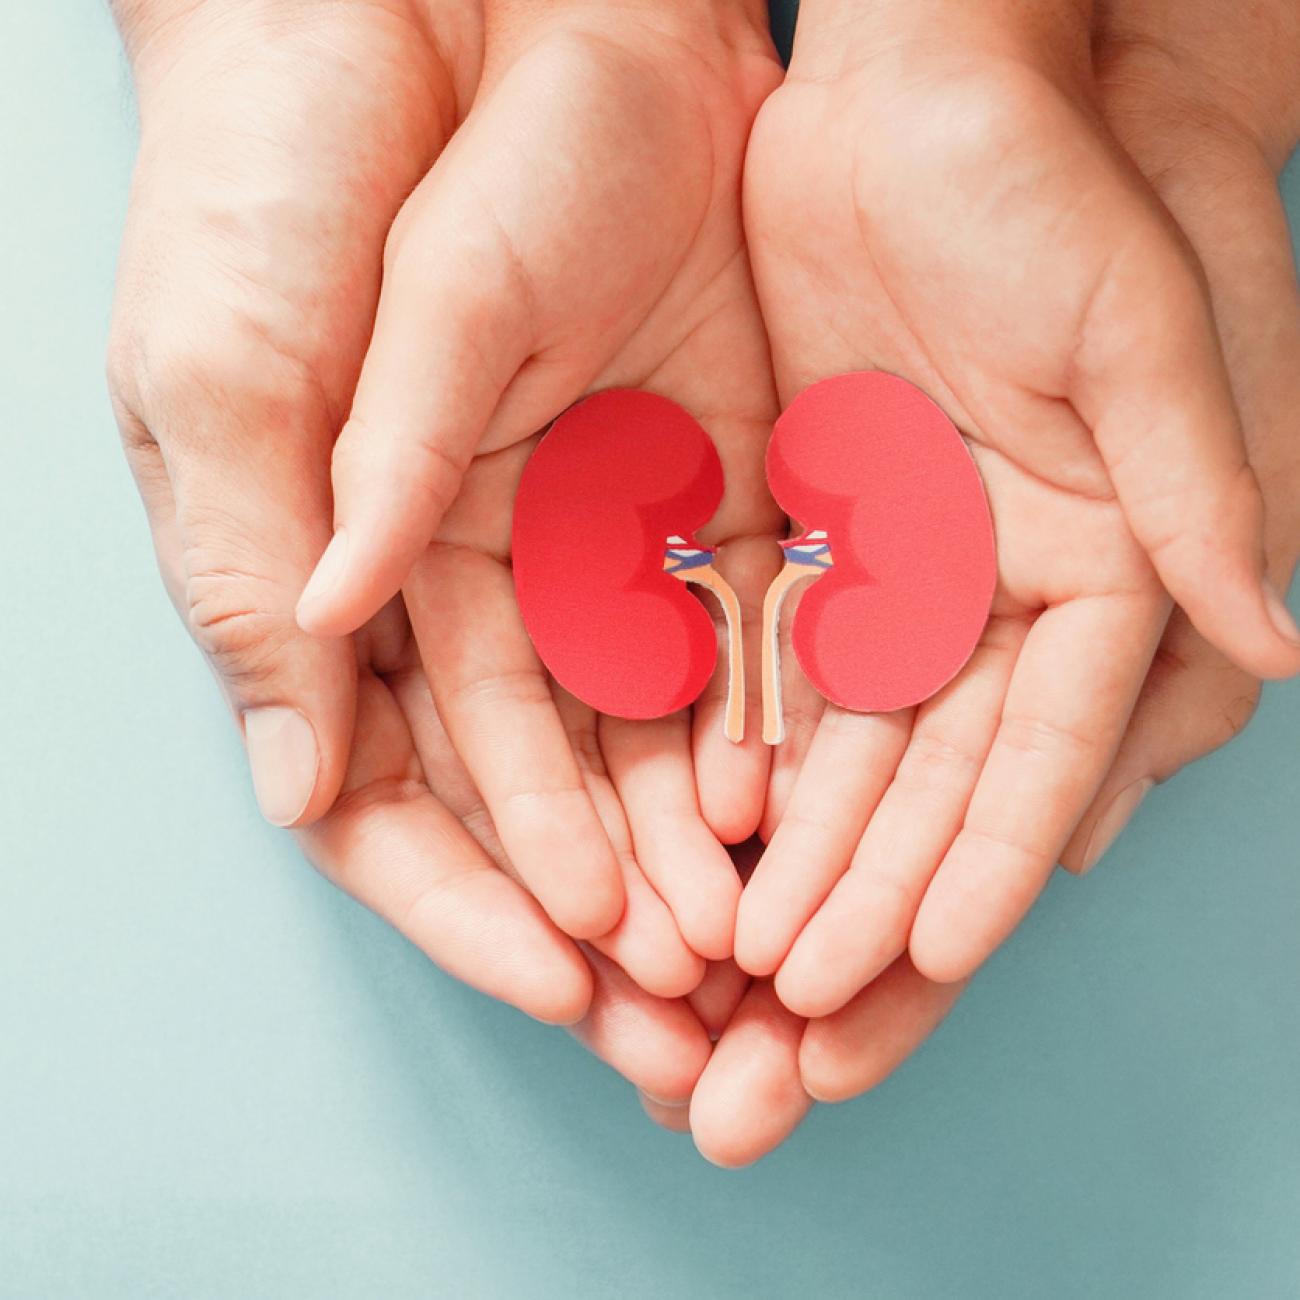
[244,707,319,827]
[641,1090,690,1108]
[297,530,349,625]
[1263,577,1300,647]
[1080,778,1154,874]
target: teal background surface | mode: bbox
[3,4,1299,1297]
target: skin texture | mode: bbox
[108,0,613,1021]
[306,0,790,964]
[695,0,1300,1155]
[106,0,782,1098]
[734,0,1300,1021]
[108,0,1300,1166]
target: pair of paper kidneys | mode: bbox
[512,371,997,745]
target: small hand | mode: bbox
[783,0,1300,1113]
[301,0,789,958]
[738,3,1187,998]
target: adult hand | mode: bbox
[106,2,603,1022]
[108,0,481,829]
[300,0,790,959]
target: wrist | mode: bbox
[484,0,772,60]
[789,0,1092,90]
[1097,8,1300,171]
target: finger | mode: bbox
[297,672,592,1025]
[1059,136,1300,873]
[799,957,966,1103]
[395,644,702,996]
[910,592,1165,983]
[734,706,911,978]
[686,959,752,1040]
[600,711,742,961]
[391,653,710,1091]
[1059,610,1259,874]
[570,949,713,1105]
[115,370,356,829]
[639,1092,692,1133]
[759,584,827,842]
[692,533,780,843]
[773,618,1023,1017]
[1072,218,1300,679]
[554,690,705,998]
[295,158,531,638]
[403,544,624,939]
[689,981,811,1168]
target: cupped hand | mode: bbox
[109,0,614,1024]
[108,0,481,828]
[733,0,1300,1006]
[298,0,790,960]
[739,3,1163,999]
[752,0,1300,1115]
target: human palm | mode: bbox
[737,55,1195,998]
[299,7,789,962]
[714,0,1300,1128]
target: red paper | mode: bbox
[766,371,996,714]
[512,389,724,720]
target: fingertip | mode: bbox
[677,887,740,964]
[295,529,352,633]
[690,1086,811,1170]
[730,896,779,977]
[698,777,764,846]
[1257,578,1300,677]
[244,706,324,829]
[529,964,595,1027]
[296,536,413,642]
[797,1028,862,1105]
[628,948,708,1002]
[772,961,849,1022]
[906,916,981,987]
[1147,525,1300,681]
[639,1091,693,1133]
[551,872,627,943]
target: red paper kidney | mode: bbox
[512,389,725,720]
[766,371,996,715]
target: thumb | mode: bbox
[127,347,358,829]
[295,157,532,639]
[1071,214,1300,681]
[1059,610,1261,875]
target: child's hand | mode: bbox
[735,0,1300,1007]
[747,0,1300,678]
[298,0,789,958]
[741,0,1300,1114]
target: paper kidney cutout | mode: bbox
[761,371,996,741]
[512,389,744,735]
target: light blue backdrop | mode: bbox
[3,5,1298,1297]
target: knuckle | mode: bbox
[182,557,291,686]
[133,322,330,448]
[997,713,1099,764]
[1190,680,1261,762]
[442,666,553,714]
[894,731,982,796]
